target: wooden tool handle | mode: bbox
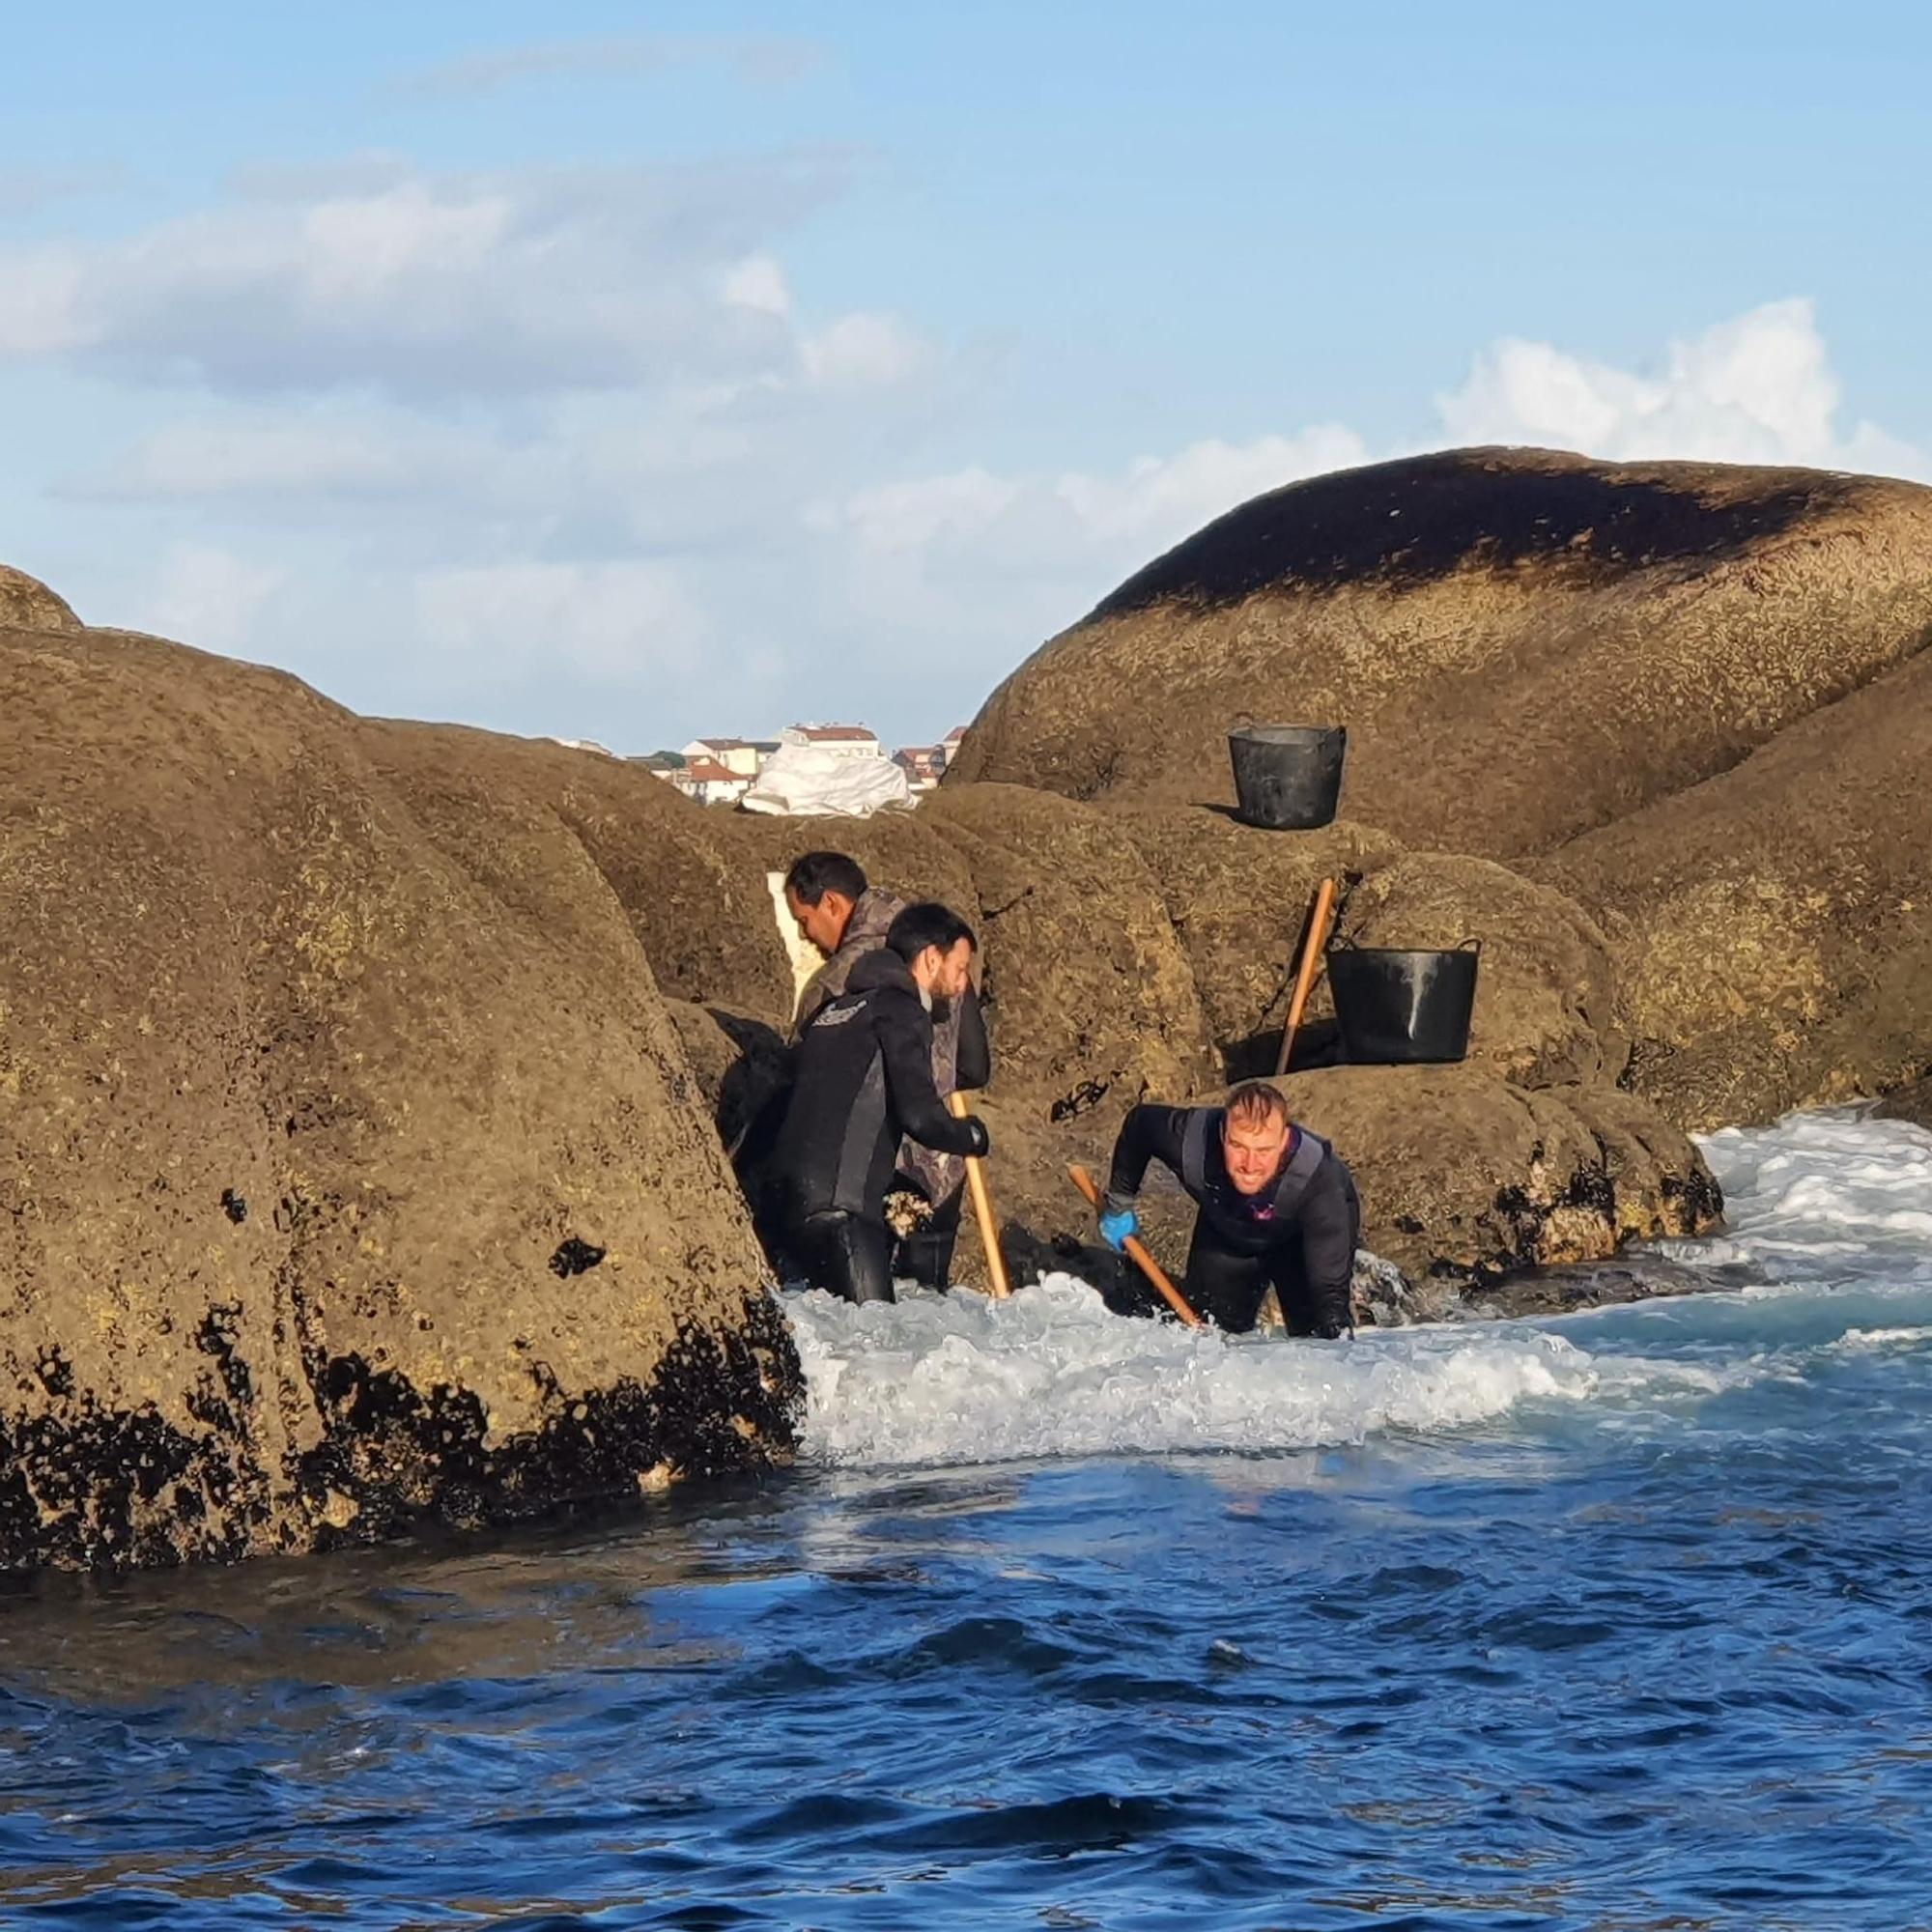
[1275,875,1340,1076]
[949,1091,1012,1298]
[1067,1164,1202,1327]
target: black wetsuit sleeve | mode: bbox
[1105,1106,1191,1202]
[1297,1162,1356,1338]
[953,986,991,1093]
[880,991,985,1154]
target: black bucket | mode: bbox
[1228,724,1346,830]
[1328,939,1480,1065]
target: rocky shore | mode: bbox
[5,444,1929,1569]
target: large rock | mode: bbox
[1286,1065,1718,1283]
[0,622,798,1571]
[1112,809,1403,1065]
[0,565,80,634]
[950,448,1932,861]
[1542,645,1932,1130]
[919,783,1219,1115]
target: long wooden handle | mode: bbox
[1275,875,1340,1076]
[949,1091,1012,1298]
[1067,1164,1203,1327]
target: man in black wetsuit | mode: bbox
[1095,1079,1358,1336]
[780,851,991,1287]
[773,901,991,1305]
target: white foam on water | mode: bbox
[1826,1325,1932,1354]
[782,1106,1932,1471]
[785,1274,1741,1469]
[1662,1106,1932,1285]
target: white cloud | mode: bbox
[1437,298,1926,479]
[722,253,791,318]
[71,412,489,501]
[0,156,853,397]
[413,559,707,680]
[0,166,120,218]
[824,468,1023,554]
[144,544,285,652]
[801,311,932,389]
[400,34,823,99]
[1053,427,1373,546]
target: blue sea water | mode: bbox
[4,1109,1932,1929]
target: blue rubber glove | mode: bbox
[1097,1206,1140,1253]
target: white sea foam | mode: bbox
[783,1107,1932,1470]
[1663,1107,1932,1283]
[785,1273,1738,1468]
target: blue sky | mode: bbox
[3,2,1926,750]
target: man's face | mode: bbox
[786,887,852,957]
[1223,1113,1290,1196]
[934,937,976,1001]
[910,938,975,1003]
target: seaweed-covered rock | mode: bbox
[1112,809,1403,1066]
[1282,1065,1716,1285]
[952,448,1932,861]
[0,564,81,634]
[1875,1078,1932,1131]
[0,620,798,1572]
[1543,646,1932,1130]
[918,782,1219,1116]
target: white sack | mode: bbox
[740,742,911,817]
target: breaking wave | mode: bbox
[786,1104,1932,1470]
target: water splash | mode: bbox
[784,1274,1752,1468]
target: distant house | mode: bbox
[942,725,968,758]
[894,746,947,792]
[681,737,767,779]
[550,736,616,757]
[671,756,753,806]
[785,724,881,759]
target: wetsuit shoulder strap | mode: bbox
[1269,1127,1330,1220]
[1180,1108,1222,1198]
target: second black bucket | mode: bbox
[1328,940,1480,1065]
[1228,724,1347,830]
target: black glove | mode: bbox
[1311,1317,1350,1341]
[961,1117,990,1158]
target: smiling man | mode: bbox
[1095,1080,1359,1336]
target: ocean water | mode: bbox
[5,1109,1932,1929]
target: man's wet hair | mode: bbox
[784,851,867,907]
[886,901,978,963]
[1225,1080,1289,1130]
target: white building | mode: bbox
[671,757,753,806]
[784,724,881,759]
[680,737,770,779]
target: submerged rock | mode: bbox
[1876,1078,1932,1130]
[0,620,799,1571]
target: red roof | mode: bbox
[680,757,743,782]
